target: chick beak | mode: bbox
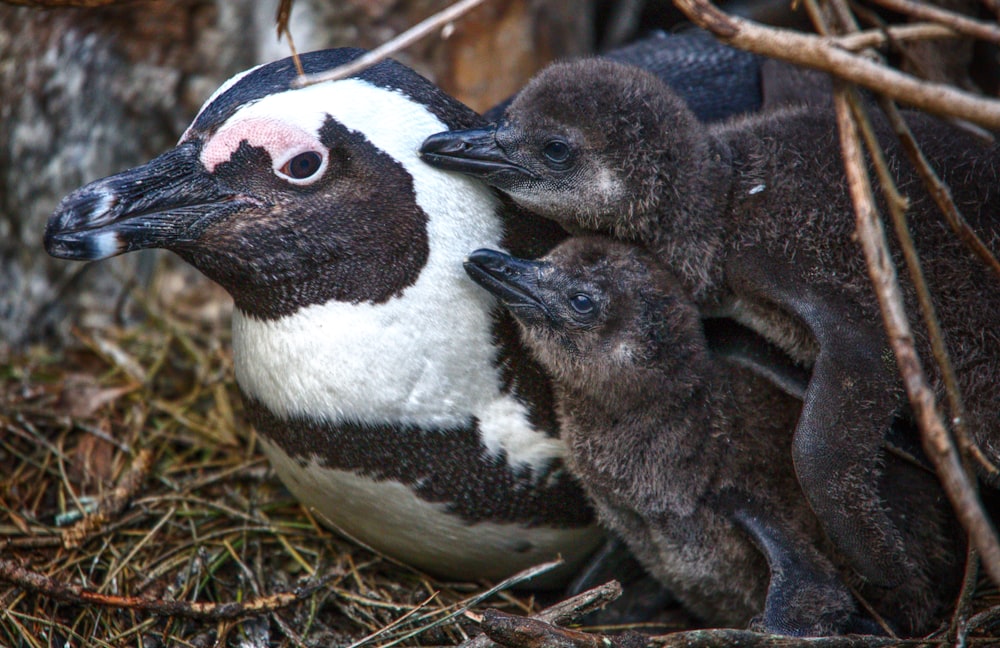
[463,248,552,319]
[420,125,529,177]
[44,140,248,261]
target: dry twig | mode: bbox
[864,0,1000,44]
[798,0,1000,591]
[60,447,153,548]
[671,0,1000,129]
[460,580,624,648]
[276,0,305,77]
[0,559,322,620]
[481,608,646,648]
[874,98,1000,282]
[836,23,959,50]
[815,0,999,492]
[363,560,562,648]
[869,98,998,482]
[832,82,1000,585]
[294,0,491,87]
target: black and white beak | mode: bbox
[44,140,251,261]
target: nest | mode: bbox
[0,267,574,647]
[3,267,1000,648]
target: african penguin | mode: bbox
[44,48,603,584]
[464,236,963,637]
[420,57,1000,589]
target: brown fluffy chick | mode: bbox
[464,236,963,636]
[423,57,999,595]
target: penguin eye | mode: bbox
[569,293,595,315]
[278,151,325,182]
[542,140,572,166]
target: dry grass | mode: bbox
[3,263,1000,648]
[0,265,565,648]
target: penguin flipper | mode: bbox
[727,249,913,588]
[733,509,870,637]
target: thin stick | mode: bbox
[959,603,1000,643]
[849,89,999,580]
[345,590,440,648]
[828,0,998,479]
[866,0,1000,44]
[670,0,1000,130]
[847,95,977,472]
[875,97,1000,282]
[949,546,980,642]
[293,0,491,87]
[874,98,999,480]
[480,609,609,648]
[0,559,321,620]
[832,82,1000,586]
[836,23,959,51]
[374,560,563,648]
[61,448,154,549]
[459,580,623,648]
[650,628,913,647]
[275,0,305,77]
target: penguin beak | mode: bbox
[420,126,532,177]
[44,141,251,261]
[464,248,552,319]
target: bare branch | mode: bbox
[276,0,305,77]
[874,99,1000,481]
[866,0,1000,44]
[671,0,1000,130]
[848,95,978,475]
[875,98,1000,281]
[948,547,979,641]
[822,0,999,481]
[459,581,623,648]
[836,23,959,50]
[0,558,321,620]
[61,448,154,549]
[294,0,491,87]
[832,82,1000,586]
[480,609,612,648]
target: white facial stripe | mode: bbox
[216,78,433,165]
[179,62,265,144]
[230,78,562,469]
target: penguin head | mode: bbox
[421,59,710,242]
[45,49,497,319]
[464,236,705,395]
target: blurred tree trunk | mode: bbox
[0,0,593,348]
[0,1,259,347]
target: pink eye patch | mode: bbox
[201,117,323,173]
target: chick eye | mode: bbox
[281,151,324,180]
[569,293,595,315]
[542,140,571,165]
